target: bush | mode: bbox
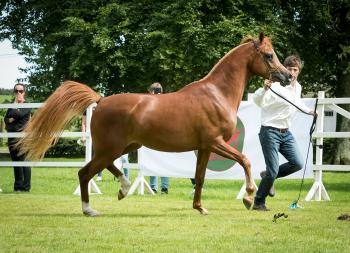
[45,138,85,158]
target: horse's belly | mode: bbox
[138,135,198,153]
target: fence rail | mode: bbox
[306,91,350,201]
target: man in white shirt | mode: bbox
[252,55,315,211]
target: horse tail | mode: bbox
[16,80,101,160]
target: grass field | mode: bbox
[0,166,349,253]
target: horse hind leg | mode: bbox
[193,149,211,215]
[78,158,108,217]
[106,143,141,200]
[211,138,255,210]
[106,163,131,200]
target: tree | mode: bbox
[0,0,285,99]
[275,0,350,164]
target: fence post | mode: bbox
[305,91,330,201]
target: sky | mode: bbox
[0,39,28,89]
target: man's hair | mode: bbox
[284,55,303,70]
[148,82,163,93]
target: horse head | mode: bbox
[249,32,292,86]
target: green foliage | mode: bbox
[274,0,350,96]
[45,138,85,157]
[0,89,12,96]
[45,117,84,157]
[1,0,285,99]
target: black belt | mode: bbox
[262,126,289,133]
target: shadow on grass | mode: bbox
[15,212,165,218]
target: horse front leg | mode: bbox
[193,149,211,215]
[106,163,131,200]
[211,138,255,210]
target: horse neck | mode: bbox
[203,44,252,110]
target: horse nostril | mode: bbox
[288,73,292,80]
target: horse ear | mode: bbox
[259,32,265,43]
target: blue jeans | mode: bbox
[123,168,129,180]
[121,154,129,180]
[150,176,169,190]
[254,126,304,205]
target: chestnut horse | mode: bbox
[17,32,291,216]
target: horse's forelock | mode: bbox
[241,33,271,46]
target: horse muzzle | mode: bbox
[270,71,292,86]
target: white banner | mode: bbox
[139,99,315,180]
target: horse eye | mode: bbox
[265,53,273,61]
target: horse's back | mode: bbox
[91,92,202,151]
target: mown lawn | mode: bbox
[0,166,349,253]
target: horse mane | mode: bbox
[241,32,267,45]
[240,36,255,44]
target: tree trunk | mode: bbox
[334,71,350,164]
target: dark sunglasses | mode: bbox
[152,87,162,94]
[14,89,24,94]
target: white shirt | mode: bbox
[253,81,310,129]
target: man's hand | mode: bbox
[264,79,272,90]
[15,93,25,103]
[309,110,318,117]
[8,118,15,123]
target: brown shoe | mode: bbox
[252,204,270,211]
[260,171,275,197]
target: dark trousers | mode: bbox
[254,127,303,205]
[190,178,196,186]
[9,144,31,191]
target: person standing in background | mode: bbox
[148,82,169,194]
[4,83,31,192]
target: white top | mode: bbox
[253,81,310,129]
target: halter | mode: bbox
[251,40,275,80]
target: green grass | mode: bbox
[0,167,349,253]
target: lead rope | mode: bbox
[289,98,318,209]
[268,87,318,209]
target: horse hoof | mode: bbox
[118,182,131,201]
[200,208,209,215]
[243,196,253,210]
[83,209,101,217]
[196,207,209,215]
[118,189,126,200]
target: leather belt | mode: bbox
[262,126,289,133]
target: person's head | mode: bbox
[13,83,26,103]
[148,82,163,94]
[284,55,302,84]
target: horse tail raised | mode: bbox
[16,80,101,161]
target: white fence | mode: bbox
[306,91,350,201]
[1,91,349,199]
[0,102,103,194]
